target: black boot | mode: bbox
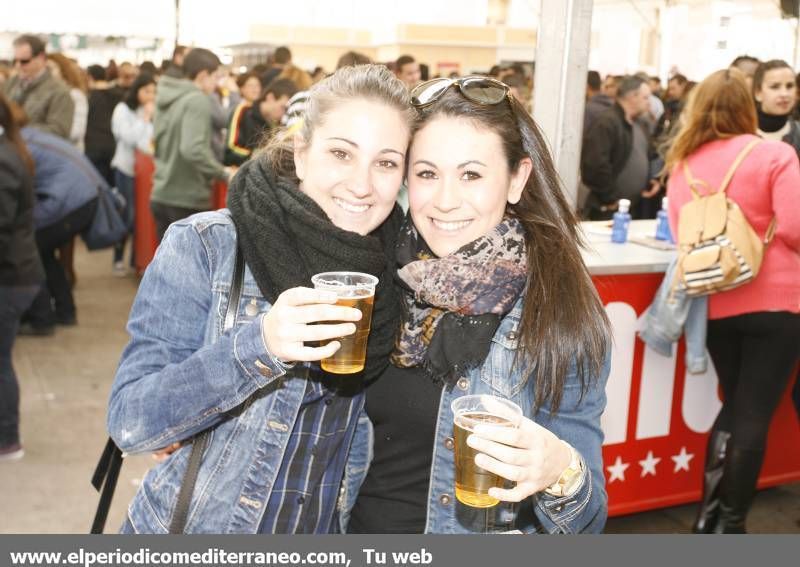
[712,447,765,534]
[692,430,730,533]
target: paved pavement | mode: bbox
[1,243,798,534]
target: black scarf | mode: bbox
[391,215,528,385]
[227,158,403,386]
[757,106,789,133]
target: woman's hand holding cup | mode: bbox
[466,416,572,503]
[260,287,362,364]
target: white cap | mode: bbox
[618,198,631,213]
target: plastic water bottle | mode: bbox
[655,197,673,243]
[611,199,632,244]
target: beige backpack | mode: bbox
[674,139,776,297]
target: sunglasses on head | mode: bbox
[410,76,511,108]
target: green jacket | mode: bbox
[151,76,226,210]
[3,69,74,139]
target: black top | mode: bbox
[84,87,123,163]
[0,138,45,285]
[347,364,442,534]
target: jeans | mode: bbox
[150,201,205,244]
[113,170,135,265]
[26,199,97,327]
[0,285,40,446]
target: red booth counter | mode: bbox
[133,150,228,275]
[581,220,800,516]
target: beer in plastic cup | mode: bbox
[451,394,522,508]
[311,271,378,374]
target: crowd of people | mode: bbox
[582,55,800,533]
[0,31,797,537]
[579,55,800,221]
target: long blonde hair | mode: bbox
[664,68,756,173]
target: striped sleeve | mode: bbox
[227,102,253,158]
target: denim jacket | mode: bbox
[638,257,708,374]
[338,306,611,534]
[107,210,360,533]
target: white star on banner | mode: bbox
[671,447,694,473]
[606,456,630,483]
[639,451,661,477]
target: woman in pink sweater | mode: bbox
[666,68,800,533]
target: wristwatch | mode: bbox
[543,441,585,498]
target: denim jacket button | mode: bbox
[239,496,262,508]
[506,330,518,341]
[245,300,259,317]
[457,378,469,390]
[444,437,455,450]
[439,494,452,505]
[268,420,289,432]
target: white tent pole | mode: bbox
[532,0,594,209]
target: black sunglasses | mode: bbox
[410,76,511,108]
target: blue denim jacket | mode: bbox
[338,306,611,534]
[638,257,708,374]
[107,210,360,533]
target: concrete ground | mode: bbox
[1,243,798,534]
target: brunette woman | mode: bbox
[0,94,44,460]
[345,76,611,534]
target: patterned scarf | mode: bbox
[391,215,528,384]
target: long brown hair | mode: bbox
[413,88,610,412]
[0,93,34,175]
[665,68,756,173]
[48,52,88,94]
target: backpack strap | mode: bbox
[764,218,778,244]
[717,138,761,194]
[682,138,761,198]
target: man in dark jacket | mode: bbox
[2,35,74,140]
[581,75,652,220]
[584,70,614,135]
[150,48,233,241]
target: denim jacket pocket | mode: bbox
[479,317,529,399]
[213,281,271,335]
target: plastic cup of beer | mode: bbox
[311,271,378,374]
[451,394,522,508]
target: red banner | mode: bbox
[594,273,800,516]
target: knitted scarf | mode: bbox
[227,157,403,385]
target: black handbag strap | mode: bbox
[90,438,123,534]
[168,242,245,534]
[90,241,246,534]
